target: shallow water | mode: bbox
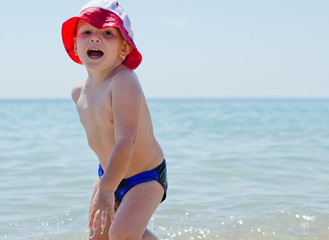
[1,99,329,240]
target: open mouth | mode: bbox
[87,49,104,59]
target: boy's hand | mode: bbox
[89,189,115,233]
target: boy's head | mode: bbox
[62,0,142,70]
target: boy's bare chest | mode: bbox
[76,95,113,132]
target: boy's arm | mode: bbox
[99,72,142,191]
[90,177,100,209]
[71,80,84,104]
[89,72,142,231]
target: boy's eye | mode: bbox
[104,31,113,36]
[82,30,91,35]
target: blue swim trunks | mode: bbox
[98,160,168,202]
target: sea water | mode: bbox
[0,99,329,240]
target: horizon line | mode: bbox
[1,97,329,101]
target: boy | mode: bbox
[61,1,168,239]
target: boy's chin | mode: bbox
[83,59,121,72]
[83,62,107,71]
[81,57,105,66]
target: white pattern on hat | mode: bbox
[80,0,134,39]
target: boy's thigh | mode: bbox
[110,181,164,238]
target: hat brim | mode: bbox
[61,8,142,70]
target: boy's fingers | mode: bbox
[109,207,115,223]
[100,210,108,231]
[92,209,101,231]
[89,208,96,229]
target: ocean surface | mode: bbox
[0,99,329,240]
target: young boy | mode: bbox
[61,1,168,239]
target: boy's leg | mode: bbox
[109,181,164,240]
[88,184,162,240]
[88,214,158,240]
[142,229,159,240]
[89,226,158,240]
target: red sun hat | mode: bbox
[62,0,142,70]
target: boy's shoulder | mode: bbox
[71,79,86,104]
[111,66,141,93]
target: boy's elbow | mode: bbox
[124,135,137,147]
[71,86,80,103]
[71,81,84,104]
[117,135,136,150]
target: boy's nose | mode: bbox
[90,38,101,43]
[90,34,101,43]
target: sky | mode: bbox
[1,0,328,99]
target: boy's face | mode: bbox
[74,20,131,70]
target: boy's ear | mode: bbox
[120,41,133,58]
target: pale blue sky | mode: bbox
[1,0,328,99]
